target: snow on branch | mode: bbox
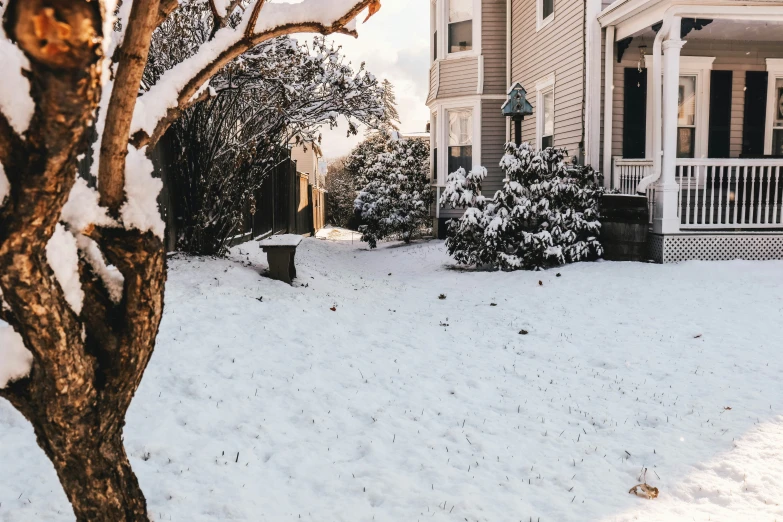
[0,2,34,138]
[130,0,379,148]
[0,321,32,389]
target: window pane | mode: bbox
[543,90,554,137]
[448,110,473,146]
[542,135,553,149]
[678,76,696,126]
[449,0,472,23]
[773,130,783,156]
[775,78,783,127]
[433,30,438,60]
[542,0,554,19]
[448,146,473,174]
[448,20,472,53]
[677,128,695,158]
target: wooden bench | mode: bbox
[258,234,303,284]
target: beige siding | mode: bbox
[481,99,507,194]
[438,57,480,98]
[511,0,586,158]
[427,63,438,104]
[610,39,783,159]
[482,0,507,95]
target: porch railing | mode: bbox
[612,157,783,229]
[612,157,653,195]
[611,157,655,223]
[676,159,783,229]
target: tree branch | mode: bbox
[131,0,378,150]
[155,0,180,29]
[86,226,165,409]
[244,0,265,38]
[98,0,161,213]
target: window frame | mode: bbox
[765,59,783,155]
[431,112,438,183]
[431,98,482,186]
[447,108,474,177]
[676,74,698,158]
[677,56,714,159]
[536,0,555,32]
[432,0,480,60]
[535,74,556,150]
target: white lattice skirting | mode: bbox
[648,233,783,263]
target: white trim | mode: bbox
[534,73,556,93]
[604,3,783,40]
[477,55,485,95]
[678,56,714,159]
[765,58,783,155]
[535,73,556,149]
[536,0,555,32]
[603,25,615,186]
[585,0,603,167]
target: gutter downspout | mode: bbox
[636,14,670,195]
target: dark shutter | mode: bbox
[742,71,768,157]
[622,68,647,159]
[708,70,732,158]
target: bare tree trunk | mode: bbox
[27,415,148,521]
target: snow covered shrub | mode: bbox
[440,144,604,270]
[353,135,433,248]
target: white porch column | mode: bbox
[602,25,615,189]
[654,19,684,235]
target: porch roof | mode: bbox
[599,0,783,40]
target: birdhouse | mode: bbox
[502,83,534,119]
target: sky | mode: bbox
[296,0,431,160]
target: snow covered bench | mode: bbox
[258,234,303,284]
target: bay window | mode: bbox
[448,109,473,174]
[448,0,472,53]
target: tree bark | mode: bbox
[31,418,148,521]
[0,1,378,519]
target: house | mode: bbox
[427,0,783,262]
[290,140,327,233]
[290,141,322,188]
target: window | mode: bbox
[537,0,555,31]
[773,78,783,155]
[541,90,554,148]
[536,75,555,150]
[431,0,438,61]
[432,114,438,181]
[448,0,472,53]
[677,75,697,158]
[448,109,473,174]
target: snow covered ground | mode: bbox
[2,229,783,521]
